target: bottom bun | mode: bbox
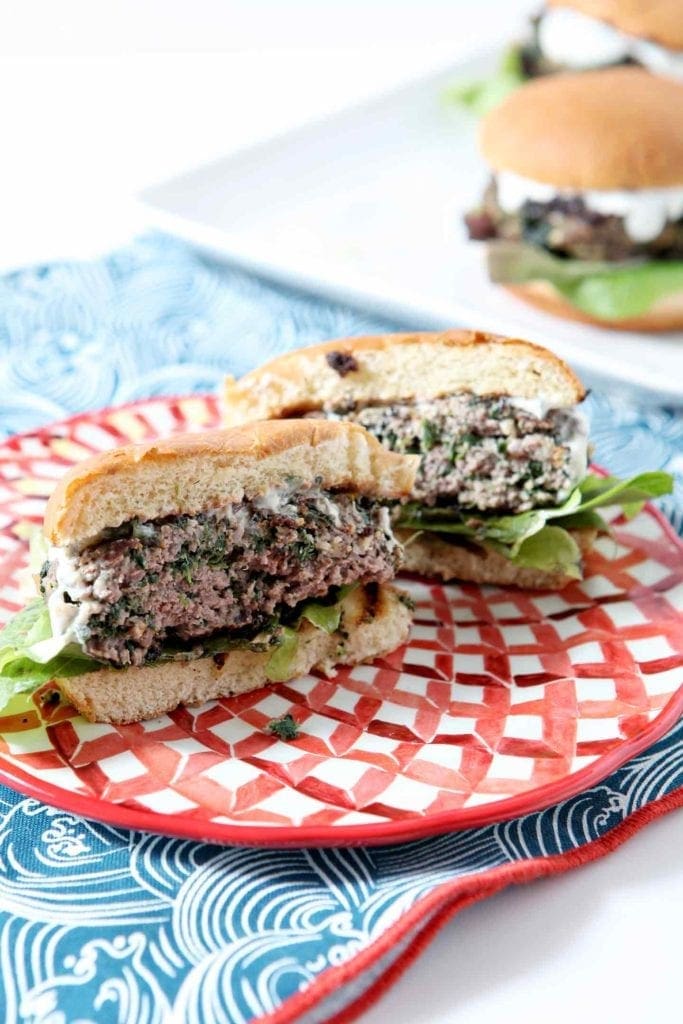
[398,529,597,590]
[60,583,411,724]
[505,282,683,332]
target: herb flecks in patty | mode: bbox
[335,394,584,513]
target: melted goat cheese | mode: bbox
[507,398,589,493]
[563,412,589,493]
[496,171,683,244]
[252,484,344,527]
[252,485,301,517]
[537,7,683,80]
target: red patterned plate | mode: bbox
[0,395,682,847]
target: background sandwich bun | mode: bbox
[480,67,683,191]
[546,0,683,51]
[398,528,597,591]
[59,583,412,724]
[223,329,585,425]
[505,281,683,332]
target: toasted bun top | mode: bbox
[546,0,683,50]
[223,329,585,424]
[481,68,683,189]
[45,419,417,549]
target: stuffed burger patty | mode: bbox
[224,330,672,589]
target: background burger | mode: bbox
[464,67,683,330]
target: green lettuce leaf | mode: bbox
[0,584,358,712]
[444,47,526,116]
[398,471,673,577]
[552,509,610,532]
[299,583,357,634]
[0,599,50,659]
[301,600,343,634]
[565,473,673,518]
[265,585,357,681]
[486,240,683,320]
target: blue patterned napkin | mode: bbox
[0,235,682,1024]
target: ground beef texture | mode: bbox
[325,394,584,512]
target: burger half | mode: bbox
[455,0,683,115]
[0,421,417,724]
[465,67,683,330]
[223,330,672,588]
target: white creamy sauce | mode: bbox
[28,545,101,663]
[537,7,683,79]
[378,505,398,550]
[252,483,343,525]
[635,37,683,79]
[506,395,554,419]
[228,504,250,542]
[563,412,589,492]
[496,171,683,244]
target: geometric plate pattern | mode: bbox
[0,394,682,847]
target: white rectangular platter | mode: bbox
[140,51,683,404]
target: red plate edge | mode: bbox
[0,394,681,848]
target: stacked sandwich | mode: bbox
[465,68,683,329]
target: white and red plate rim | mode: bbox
[0,394,681,848]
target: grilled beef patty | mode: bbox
[44,488,399,669]
[312,395,584,512]
[465,178,683,262]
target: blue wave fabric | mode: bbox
[0,234,682,1024]
[1,723,681,1023]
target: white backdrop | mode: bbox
[0,0,531,270]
